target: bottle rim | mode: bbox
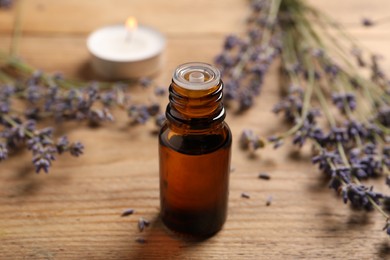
[172,62,221,91]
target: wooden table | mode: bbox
[1,0,390,259]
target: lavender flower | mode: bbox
[139,77,152,88]
[69,142,84,157]
[155,113,166,128]
[128,105,150,124]
[121,208,135,217]
[362,18,375,27]
[138,217,150,232]
[239,129,264,152]
[154,86,166,96]
[0,143,8,161]
[376,106,390,127]
[215,0,390,237]
[224,35,240,50]
[0,0,12,8]
[332,93,357,113]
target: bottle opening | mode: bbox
[189,71,205,83]
[173,62,220,90]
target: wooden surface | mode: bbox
[1,0,390,259]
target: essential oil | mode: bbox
[159,62,232,238]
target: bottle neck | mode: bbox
[166,81,226,130]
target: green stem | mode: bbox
[10,0,23,57]
[232,0,282,79]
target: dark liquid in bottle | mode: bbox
[159,126,231,237]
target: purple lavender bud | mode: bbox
[311,48,324,57]
[383,147,390,168]
[328,126,349,143]
[240,129,263,151]
[267,136,279,142]
[33,155,51,174]
[329,175,342,191]
[121,208,135,217]
[69,142,84,157]
[251,64,267,77]
[273,139,283,149]
[241,192,250,199]
[56,136,69,154]
[155,113,166,128]
[248,29,261,41]
[139,77,152,88]
[154,86,166,96]
[87,83,99,101]
[88,110,103,124]
[103,108,114,122]
[223,80,239,101]
[312,151,341,176]
[26,84,41,103]
[215,53,237,68]
[0,0,12,8]
[251,0,264,12]
[26,137,42,152]
[342,187,348,204]
[376,106,390,127]
[0,143,8,161]
[293,131,306,147]
[332,92,357,113]
[346,120,367,139]
[138,217,150,232]
[101,92,116,107]
[135,237,146,244]
[351,164,368,179]
[240,129,253,149]
[258,173,270,180]
[128,105,150,124]
[147,103,160,116]
[0,101,10,114]
[238,93,253,111]
[24,107,40,120]
[362,18,375,27]
[39,127,54,138]
[363,143,377,155]
[224,35,240,50]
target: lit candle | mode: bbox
[87,17,165,79]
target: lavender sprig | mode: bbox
[0,53,166,172]
[221,0,390,237]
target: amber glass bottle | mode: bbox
[159,62,232,238]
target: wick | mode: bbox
[125,30,133,43]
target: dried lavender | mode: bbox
[266,195,273,206]
[138,217,150,232]
[0,52,166,172]
[258,172,271,180]
[135,237,146,244]
[0,0,12,8]
[241,192,251,199]
[214,0,282,112]
[121,208,135,217]
[217,0,390,236]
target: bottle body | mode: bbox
[159,62,232,237]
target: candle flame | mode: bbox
[126,17,138,31]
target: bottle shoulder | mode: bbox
[159,122,232,155]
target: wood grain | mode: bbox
[1,0,390,259]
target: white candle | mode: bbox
[87,18,165,79]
